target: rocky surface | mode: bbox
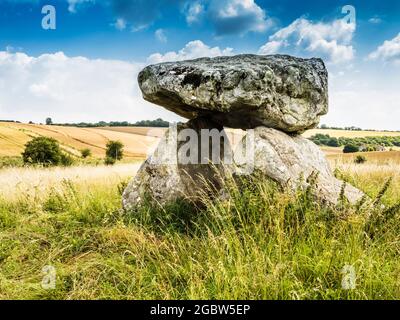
[235,127,365,205]
[122,117,231,209]
[138,54,328,133]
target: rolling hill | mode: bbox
[1,122,400,163]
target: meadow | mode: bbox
[1,122,400,299]
[1,158,400,299]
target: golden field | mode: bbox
[2,122,400,163]
[0,122,160,159]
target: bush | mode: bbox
[0,156,24,169]
[104,156,116,165]
[343,144,359,153]
[22,137,62,166]
[327,137,340,147]
[354,155,367,164]
[105,140,124,161]
[60,153,75,166]
[81,148,92,158]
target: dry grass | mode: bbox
[1,155,400,299]
[0,163,140,202]
[303,128,400,138]
[328,150,400,164]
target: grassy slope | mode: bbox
[0,122,159,159]
[1,161,400,299]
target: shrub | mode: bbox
[0,156,24,169]
[104,156,116,165]
[343,144,359,153]
[22,137,62,166]
[60,153,75,166]
[327,137,340,147]
[354,155,367,164]
[105,140,124,161]
[80,148,92,158]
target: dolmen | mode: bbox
[122,54,365,209]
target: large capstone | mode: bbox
[235,127,365,206]
[122,117,232,209]
[138,54,328,133]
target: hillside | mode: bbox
[2,122,400,162]
[0,122,160,159]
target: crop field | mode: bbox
[0,122,160,159]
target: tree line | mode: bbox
[309,133,400,153]
[44,118,170,128]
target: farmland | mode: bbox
[3,122,400,161]
[0,122,160,160]
[1,122,400,299]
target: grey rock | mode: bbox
[122,117,232,209]
[235,127,365,205]
[138,54,328,133]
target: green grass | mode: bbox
[1,168,400,299]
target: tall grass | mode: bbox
[0,163,400,299]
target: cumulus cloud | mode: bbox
[258,18,356,64]
[0,40,234,123]
[0,51,176,123]
[147,40,233,64]
[368,33,400,65]
[184,0,273,36]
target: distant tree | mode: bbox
[106,140,124,161]
[354,155,367,164]
[22,137,62,166]
[46,117,53,125]
[343,144,359,153]
[81,148,92,158]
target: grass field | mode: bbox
[1,123,400,299]
[0,157,400,299]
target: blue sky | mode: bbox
[1,0,400,129]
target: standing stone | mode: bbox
[138,54,328,133]
[122,117,232,209]
[235,127,365,205]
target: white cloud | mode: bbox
[368,33,400,65]
[185,1,204,25]
[368,17,383,24]
[0,51,178,123]
[258,40,285,55]
[155,29,167,43]
[0,40,235,123]
[147,40,233,64]
[113,18,127,31]
[323,88,400,131]
[258,18,356,64]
